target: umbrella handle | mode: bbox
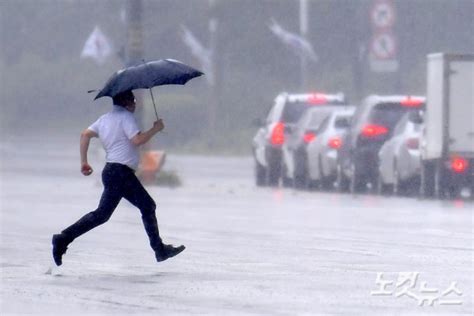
[141,59,160,121]
[149,88,159,120]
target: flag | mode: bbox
[269,19,318,62]
[81,26,112,65]
[180,25,214,86]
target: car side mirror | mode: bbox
[408,110,423,124]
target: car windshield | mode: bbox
[308,109,332,128]
[281,102,312,123]
[369,103,423,129]
[282,102,339,124]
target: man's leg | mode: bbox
[60,188,122,241]
[52,165,123,266]
[122,172,184,261]
[122,173,162,252]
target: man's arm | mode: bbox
[131,119,164,146]
[80,128,98,176]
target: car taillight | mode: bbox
[303,132,316,143]
[451,156,468,173]
[405,138,419,149]
[328,137,342,149]
[361,124,388,138]
[400,97,423,107]
[270,122,285,145]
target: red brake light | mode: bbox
[405,138,419,149]
[303,132,316,143]
[270,122,285,145]
[328,137,342,149]
[451,156,468,173]
[307,93,328,105]
[361,124,388,138]
[400,97,423,107]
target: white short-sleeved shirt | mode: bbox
[88,105,141,170]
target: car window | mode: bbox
[334,115,351,129]
[369,103,410,129]
[266,101,282,123]
[350,104,366,130]
[408,109,424,124]
[292,111,311,135]
[281,102,312,123]
[308,109,331,128]
[316,116,330,133]
[265,106,275,123]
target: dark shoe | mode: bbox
[155,244,185,262]
[52,234,70,266]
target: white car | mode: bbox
[306,107,355,190]
[281,106,336,188]
[377,110,424,195]
[252,92,345,187]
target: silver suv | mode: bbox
[252,92,345,187]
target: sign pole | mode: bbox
[299,0,309,91]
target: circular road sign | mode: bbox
[370,0,395,29]
[371,32,397,59]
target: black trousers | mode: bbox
[61,163,163,252]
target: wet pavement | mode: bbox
[0,137,472,315]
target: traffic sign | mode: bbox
[370,0,395,29]
[370,32,397,59]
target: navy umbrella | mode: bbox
[93,59,204,118]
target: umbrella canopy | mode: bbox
[94,59,204,100]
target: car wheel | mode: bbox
[434,161,445,199]
[336,163,349,193]
[281,163,293,188]
[393,160,403,195]
[255,160,266,187]
[307,179,319,190]
[267,166,280,187]
[293,153,308,189]
[433,161,460,199]
[266,150,281,187]
[319,156,332,191]
[350,162,365,194]
[377,171,392,196]
[420,161,435,198]
[470,182,474,201]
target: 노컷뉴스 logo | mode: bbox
[370,272,463,306]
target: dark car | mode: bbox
[336,95,425,193]
[252,92,345,186]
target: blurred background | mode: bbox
[1,0,473,154]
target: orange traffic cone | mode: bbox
[139,150,166,184]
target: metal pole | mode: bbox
[126,0,144,129]
[208,0,218,147]
[126,0,153,155]
[300,0,308,91]
[126,0,143,66]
